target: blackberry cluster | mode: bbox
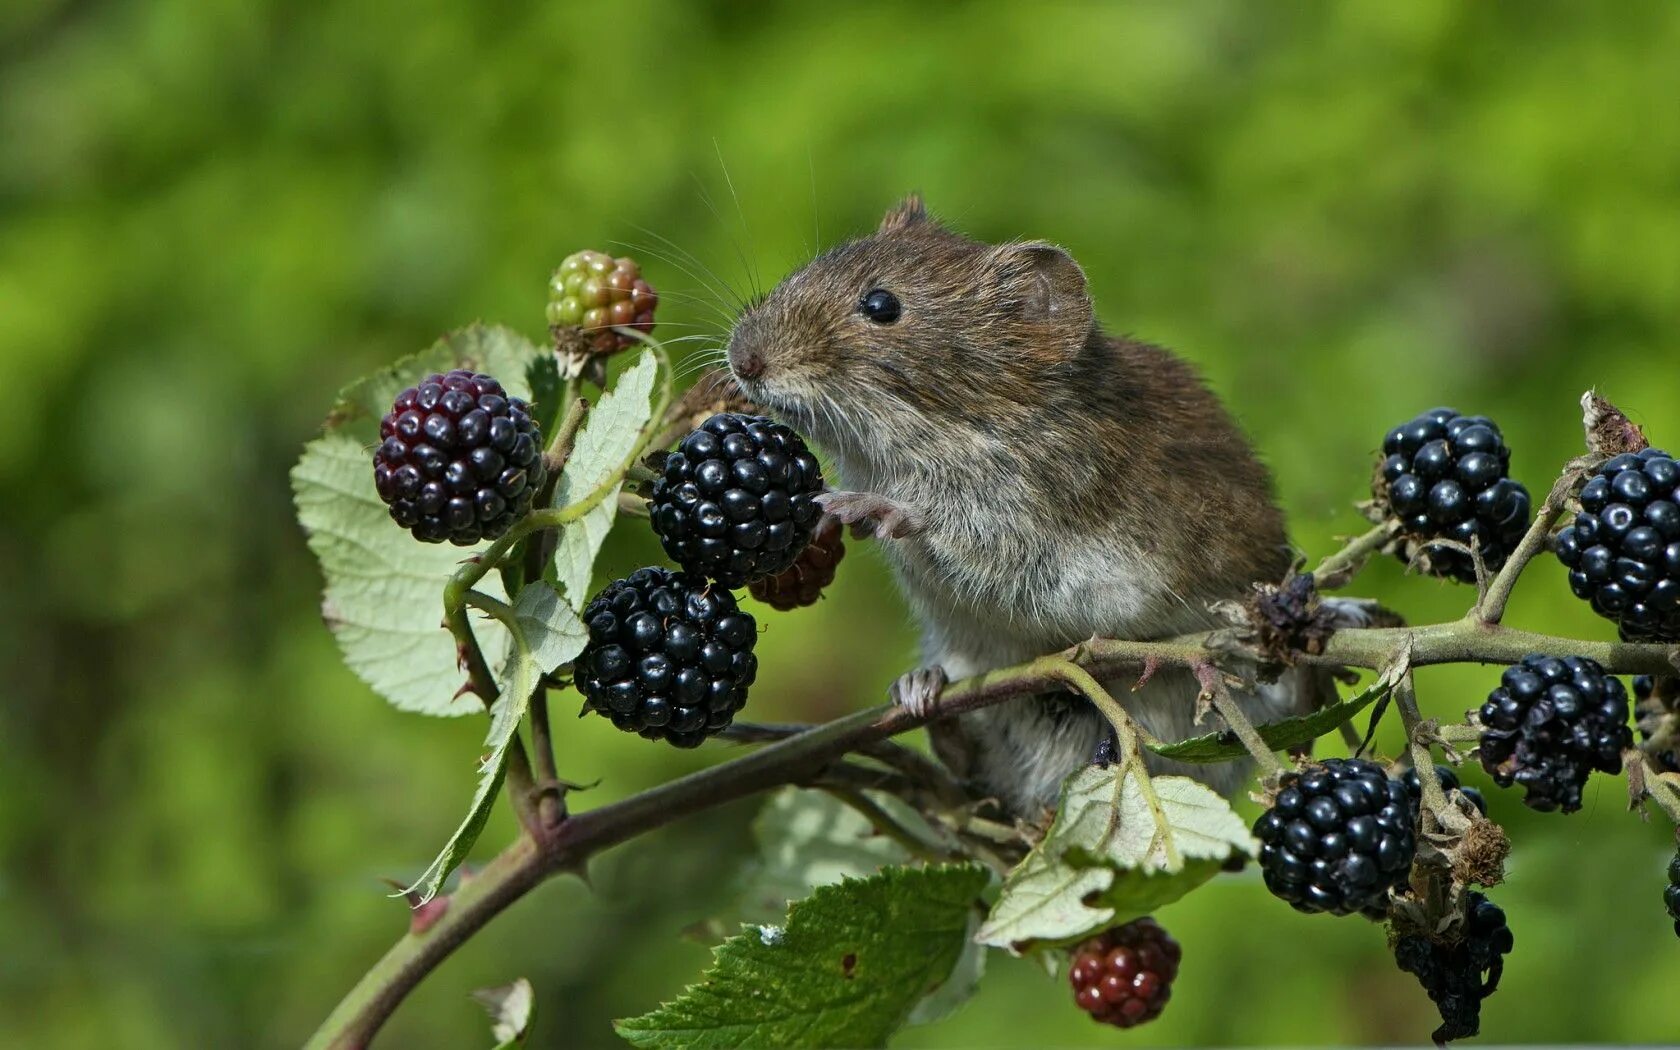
[1402,764,1488,818]
[1634,675,1679,773]
[748,514,845,610]
[1555,449,1680,641]
[1667,849,1680,939]
[373,370,545,545]
[1376,408,1531,583]
[1067,918,1180,1029]
[650,414,824,588]
[576,568,757,747]
[547,250,657,354]
[1476,655,1632,813]
[1254,758,1415,916]
[1393,892,1514,1045]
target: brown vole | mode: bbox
[725,195,1303,813]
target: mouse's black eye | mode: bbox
[859,288,901,324]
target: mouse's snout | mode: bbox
[728,338,766,381]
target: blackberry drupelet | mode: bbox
[1067,918,1180,1029]
[1253,758,1415,916]
[650,413,824,587]
[748,514,845,610]
[576,568,757,747]
[1555,449,1680,641]
[1634,675,1679,773]
[1402,764,1489,818]
[1374,408,1531,583]
[373,370,545,545]
[547,250,657,354]
[1394,892,1513,1045]
[1476,654,1632,813]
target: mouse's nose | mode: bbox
[729,341,766,381]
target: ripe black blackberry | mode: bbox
[1555,449,1680,641]
[1402,764,1489,818]
[373,370,545,545]
[576,568,757,747]
[1634,675,1679,773]
[649,413,824,587]
[1067,918,1180,1029]
[1476,654,1632,813]
[748,514,845,610]
[1253,758,1415,916]
[1666,848,1680,939]
[1393,891,1514,1044]
[1374,407,1531,583]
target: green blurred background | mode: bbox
[4,1,1679,1046]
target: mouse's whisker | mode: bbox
[612,239,741,327]
[620,227,747,315]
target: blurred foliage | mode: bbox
[3,0,1679,1046]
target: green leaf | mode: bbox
[1146,675,1394,763]
[976,767,1254,953]
[616,865,989,1050]
[473,977,534,1049]
[549,351,658,608]
[737,789,982,1027]
[495,580,587,698]
[290,325,547,716]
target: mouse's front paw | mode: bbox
[889,665,948,719]
[815,490,924,540]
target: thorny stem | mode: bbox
[1312,521,1398,588]
[1474,465,1586,625]
[1194,663,1287,776]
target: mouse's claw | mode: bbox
[815,490,924,540]
[890,665,948,719]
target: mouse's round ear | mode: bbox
[989,240,1093,351]
[877,194,928,235]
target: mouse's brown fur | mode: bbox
[727,195,1300,813]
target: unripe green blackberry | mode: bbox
[547,250,657,355]
[649,413,825,587]
[373,370,545,545]
[576,568,756,747]
[1067,918,1180,1029]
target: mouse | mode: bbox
[724,195,1306,815]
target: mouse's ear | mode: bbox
[877,194,928,234]
[989,241,1093,350]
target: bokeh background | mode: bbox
[4,1,1679,1046]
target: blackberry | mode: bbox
[1375,408,1531,583]
[748,514,845,610]
[649,413,824,587]
[1402,764,1489,818]
[1067,917,1180,1029]
[547,250,657,355]
[1394,892,1513,1044]
[1634,675,1679,773]
[373,370,545,545]
[576,568,757,747]
[1555,448,1680,641]
[1667,849,1680,939]
[1254,758,1415,916]
[1476,655,1632,813]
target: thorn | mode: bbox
[453,678,479,701]
[379,878,452,933]
[1130,655,1161,692]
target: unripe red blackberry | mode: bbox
[576,568,756,747]
[1373,408,1531,583]
[1476,654,1632,813]
[1254,758,1416,916]
[1067,918,1180,1029]
[547,250,657,355]
[748,515,845,610]
[649,413,825,587]
[1555,448,1680,642]
[373,370,545,545]
[1393,892,1513,1044]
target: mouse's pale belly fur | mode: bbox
[841,457,1302,815]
